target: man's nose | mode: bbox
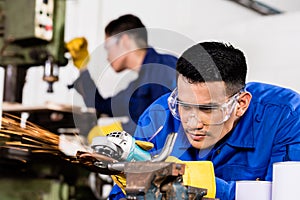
[186,113,205,128]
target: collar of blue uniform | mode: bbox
[226,102,255,149]
[142,47,159,65]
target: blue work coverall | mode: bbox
[110,82,300,200]
[72,47,177,133]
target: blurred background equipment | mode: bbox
[0,114,96,200]
[0,1,102,199]
[0,0,67,103]
[0,0,97,139]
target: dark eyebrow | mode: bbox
[177,99,220,109]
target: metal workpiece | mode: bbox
[124,162,218,200]
[125,162,185,199]
[151,132,177,162]
[76,151,120,175]
[85,131,178,174]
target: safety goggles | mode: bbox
[167,88,241,125]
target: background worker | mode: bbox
[66,14,177,134]
[110,41,300,199]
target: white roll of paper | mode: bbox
[272,161,300,200]
[236,181,272,200]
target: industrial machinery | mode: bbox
[0,113,102,200]
[0,0,98,138]
[0,0,67,102]
[78,131,219,200]
[0,1,99,199]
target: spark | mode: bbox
[0,113,115,174]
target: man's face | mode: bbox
[177,75,238,150]
[104,35,127,72]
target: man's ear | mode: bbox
[236,92,252,117]
[120,33,131,48]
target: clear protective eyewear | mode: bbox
[167,88,241,125]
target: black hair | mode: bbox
[176,41,247,95]
[105,14,148,48]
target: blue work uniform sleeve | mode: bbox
[109,184,125,200]
[72,69,113,116]
[215,178,236,200]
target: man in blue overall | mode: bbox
[110,41,300,200]
[66,14,177,134]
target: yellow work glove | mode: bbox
[166,156,216,198]
[65,37,90,70]
[87,121,123,144]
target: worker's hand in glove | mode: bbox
[166,156,216,199]
[65,37,90,70]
